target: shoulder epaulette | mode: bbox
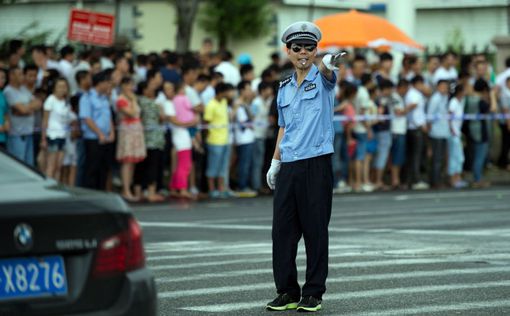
[279,76,292,88]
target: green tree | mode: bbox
[198,0,271,51]
[445,27,464,54]
[174,0,200,53]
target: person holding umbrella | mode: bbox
[265,21,343,312]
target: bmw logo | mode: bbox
[14,223,33,252]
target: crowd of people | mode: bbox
[0,38,509,202]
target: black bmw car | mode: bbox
[0,150,157,316]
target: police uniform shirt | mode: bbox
[277,63,337,162]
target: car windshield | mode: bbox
[0,150,45,185]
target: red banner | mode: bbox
[67,8,115,46]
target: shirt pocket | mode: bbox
[91,100,105,114]
[302,88,320,112]
[278,101,292,126]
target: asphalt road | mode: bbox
[133,187,510,316]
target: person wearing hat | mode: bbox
[265,21,343,312]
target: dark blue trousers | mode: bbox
[272,154,333,299]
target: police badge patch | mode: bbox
[304,83,316,91]
[280,76,292,88]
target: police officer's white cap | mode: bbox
[281,21,322,44]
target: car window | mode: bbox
[0,151,45,185]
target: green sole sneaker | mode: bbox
[296,304,322,312]
[266,302,298,311]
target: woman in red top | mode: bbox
[116,77,146,201]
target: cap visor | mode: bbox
[290,39,317,45]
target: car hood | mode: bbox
[0,179,130,216]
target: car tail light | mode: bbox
[93,217,146,277]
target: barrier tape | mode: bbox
[6,113,510,135]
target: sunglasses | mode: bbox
[290,43,316,53]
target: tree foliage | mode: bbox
[0,21,63,61]
[198,0,271,50]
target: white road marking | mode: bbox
[140,221,510,237]
[342,299,510,316]
[179,280,510,312]
[145,241,268,252]
[147,244,366,261]
[157,266,510,297]
[149,253,510,271]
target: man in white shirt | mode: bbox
[405,75,429,190]
[182,65,204,111]
[423,55,440,88]
[432,51,458,86]
[69,50,92,95]
[390,79,410,188]
[58,45,75,83]
[352,74,375,192]
[251,81,274,192]
[31,45,61,88]
[234,81,256,195]
[214,51,241,86]
[100,48,115,70]
[201,72,223,106]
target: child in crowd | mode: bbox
[173,83,198,138]
[448,84,467,188]
[161,81,198,199]
[41,77,75,180]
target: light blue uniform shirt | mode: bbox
[427,92,451,139]
[277,64,336,162]
[79,89,112,140]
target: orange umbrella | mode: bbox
[315,9,423,53]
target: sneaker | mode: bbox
[209,190,220,199]
[235,189,258,198]
[333,181,351,194]
[361,183,374,192]
[190,187,199,195]
[453,180,468,189]
[297,296,322,312]
[266,293,299,311]
[412,181,429,190]
[471,180,491,189]
[220,190,237,198]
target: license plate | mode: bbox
[0,256,68,301]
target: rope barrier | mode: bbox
[6,113,510,135]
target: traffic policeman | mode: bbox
[265,21,343,312]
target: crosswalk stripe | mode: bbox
[165,200,508,227]
[140,221,510,237]
[147,244,366,261]
[156,267,510,286]
[149,253,510,271]
[331,204,508,220]
[145,242,268,252]
[156,268,271,283]
[342,299,510,316]
[179,280,510,312]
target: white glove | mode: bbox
[266,159,281,190]
[322,52,346,71]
